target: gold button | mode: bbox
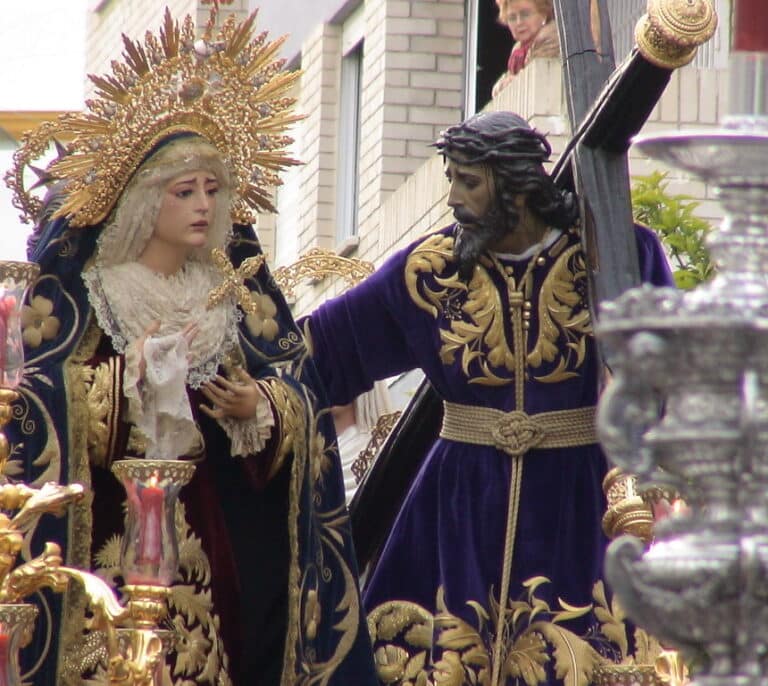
[536,257,546,266]
[523,301,532,310]
[523,311,530,320]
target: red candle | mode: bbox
[733,0,768,52]
[137,475,164,566]
[0,296,17,387]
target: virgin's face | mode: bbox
[505,0,547,45]
[150,170,219,255]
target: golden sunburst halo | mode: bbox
[5,4,302,227]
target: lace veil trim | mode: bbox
[83,260,240,389]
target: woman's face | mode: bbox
[148,170,219,257]
[505,0,547,45]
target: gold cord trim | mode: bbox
[491,454,523,686]
[440,402,597,457]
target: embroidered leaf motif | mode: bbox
[369,577,607,686]
[633,627,663,666]
[375,644,410,683]
[593,579,628,660]
[169,583,214,627]
[404,622,434,649]
[529,597,552,623]
[93,534,122,573]
[435,587,485,653]
[523,576,551,595]
[533,622,601,686]
[172,617,210,676]
[552,598,594,624]
[176,511,212,586]
[374,603,432,642]
[505,629,549,686]
[404,651,427,679]
[432,650,466,686]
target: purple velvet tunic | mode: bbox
[306,224,673,677]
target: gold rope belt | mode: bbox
[440,401,597,457]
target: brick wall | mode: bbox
[87,1,252,85]
[357,0,464,246]
[294,23,342,255]
[86,0,196,88]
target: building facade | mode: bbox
[81,0,732,318]
[263,0,731,316]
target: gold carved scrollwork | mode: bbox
[83,358,117,468]
[0,541,69,603]
[351,410,402,485]
[271,248,375,300]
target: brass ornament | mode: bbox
[0,388,19,477]
[593,663,665,686]
[350,410,402,485]
[0,261,40,285]
[6,6,302,227]
[111,459,196,486]
[601,467,655,543]
[206,248,265,313]
[635,0,718,69]
[271,248,375,300]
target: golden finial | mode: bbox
[636,0,718,69]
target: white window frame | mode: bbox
[463,0,479,118]
[336,6,365,250]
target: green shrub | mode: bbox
[631,171,714,289]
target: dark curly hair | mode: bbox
[434,111,578,231]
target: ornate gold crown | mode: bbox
[5,5,301,227]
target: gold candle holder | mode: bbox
[0,261,40,478]
[109,459,195,685]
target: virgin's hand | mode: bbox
[200,369,265,420]
[181,322,199,363]
[135,320,161,379]
[133,321,199,378]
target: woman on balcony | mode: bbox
[492,0,560,97]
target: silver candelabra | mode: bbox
[598,39,768,686]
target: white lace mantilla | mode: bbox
[84,261,238,388]
[84,260,274,459]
